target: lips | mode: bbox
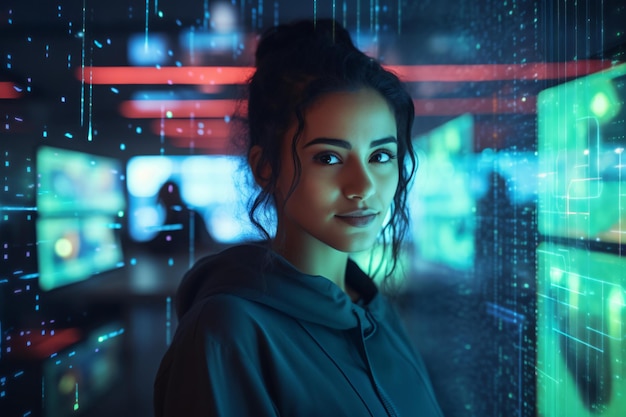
[335,209,379,227]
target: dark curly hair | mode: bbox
[237,19,417,281]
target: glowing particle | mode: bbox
[590,91,610,118]
[54,238,73,258]
[74,382,79,410]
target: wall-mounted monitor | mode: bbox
[410,113,476,271]
[538,63,626,243]
[126,154,272,245]
[537,63,626,416]
[536,242,625,416]
[36,146,126,291]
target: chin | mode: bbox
[330,237,378,254]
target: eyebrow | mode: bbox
[303,136,397,150]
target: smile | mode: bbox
[335,210,379,228]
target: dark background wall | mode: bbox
[1,1,625,416]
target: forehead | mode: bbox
[300,88,397,142]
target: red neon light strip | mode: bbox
[122,96,535,118]
[81,60,611,85]
[78,66,255,85]
[0,82,22,99]
[120,99,241,118]
[412,96,537,115]
[166,135,239,154]
[386,60,613,82]
[168,136,233,148]
[157,98,535,147]
[6,328,82,360]
[151,119,232,138]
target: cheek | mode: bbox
[280,173,326,210]
[291,175,334,205]
[381,170,400,201]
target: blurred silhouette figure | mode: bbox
[146,180,215,254]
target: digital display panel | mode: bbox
[126,154,271,245]
[36,146,126,216]
[36,146,126,291]
[537,63,626,417]
[536,243,625,416]
[537,63,626,243]
[36,216,124,291]
[410,113,476,270]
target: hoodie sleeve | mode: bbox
[154,301,279,417]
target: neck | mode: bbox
[272,237,349,291]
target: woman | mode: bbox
[154,19,443,417]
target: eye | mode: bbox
[370,150,397,163]
[314,152,342,165]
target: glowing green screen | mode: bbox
[537,63,626,416]
[538,64,626,243]
[537,243,625,416]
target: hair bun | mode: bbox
[255,19,356,67]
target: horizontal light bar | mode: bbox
[78,66,254,85]
[151,118,232,138]
[412,96,536,115]
[120,99,240,118]
[167,136,234,151]
[387,60,612,82]
[80,60,612,85]
[0,82,22,99]
[122,96,534,118]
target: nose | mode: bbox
[342,160,375,201]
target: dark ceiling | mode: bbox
[0,0,625,156]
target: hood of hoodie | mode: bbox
[175,244,383,330]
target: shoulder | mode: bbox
[185,244,271,284]
[176,293,280,347]
[174,243,271,317]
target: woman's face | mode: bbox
[275,88,399,254]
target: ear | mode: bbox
[248,145,272,187]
